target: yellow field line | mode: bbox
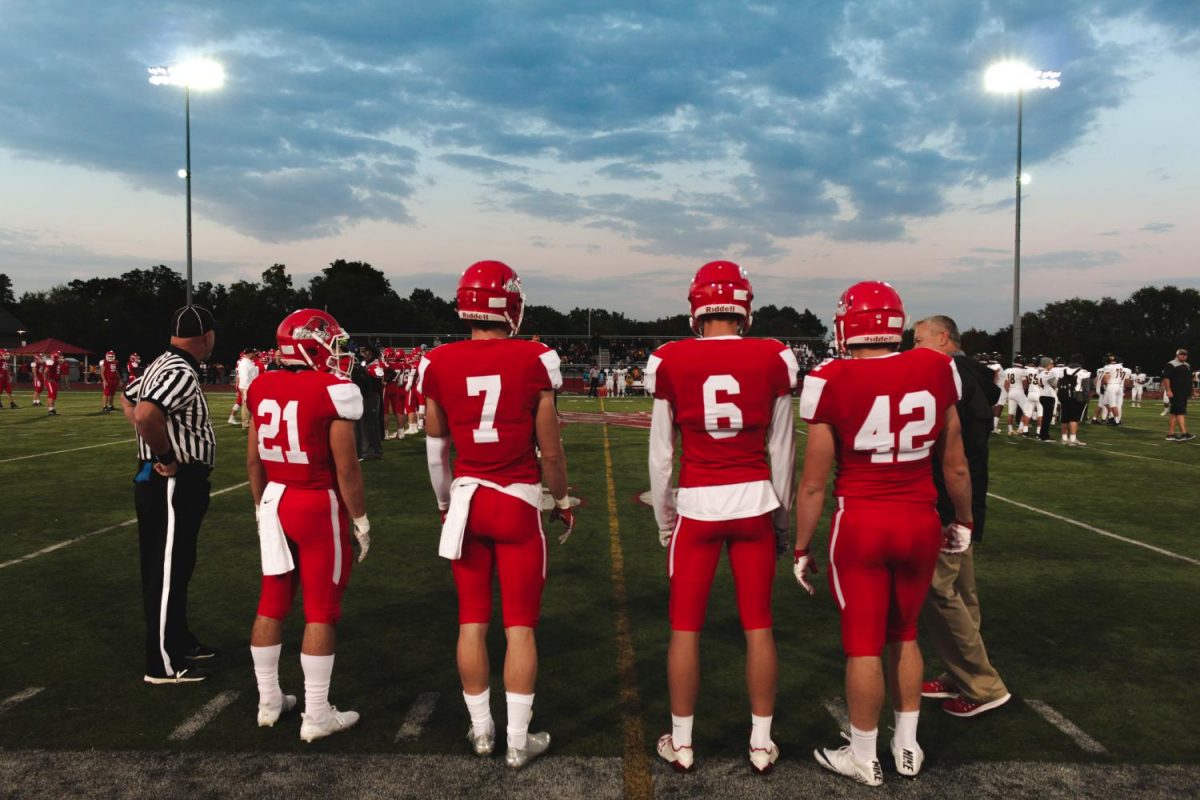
[600,397,652,800]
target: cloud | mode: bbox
[956,248,1126,270]
[1140,222,1175,234]
[0,1,1193,254]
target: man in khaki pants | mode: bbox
[913,317,1012,717]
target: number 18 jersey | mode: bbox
[418,339,563,486]
[248,369,364,490]
[800,349,961,504]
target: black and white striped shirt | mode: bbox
[123,346,216,467]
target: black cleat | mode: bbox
[144,667,210,685]
[186,642,221,661]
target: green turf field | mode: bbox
[0,388,1197,797]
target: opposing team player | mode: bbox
[795,282,973,785]
[230,349,260,427]
[1003,357,1027,435]
[1023,356,1042,433]
[1098,355,1129,425]
[420,260,575,769]
[0,349,16,408]
[986,354,1004,433]
[647,261,797,774]
[31,353,47,406]
[246,309,371,742]
[100,351,122,413]
[45,351,64,415]
[1131,367,1147,407]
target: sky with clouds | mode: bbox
[0,1,1196,332]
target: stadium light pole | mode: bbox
[149,59,225,307]
[985,61,1060,362]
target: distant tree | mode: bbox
[308,260,402,336]
[0,273,14,305]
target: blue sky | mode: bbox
[0,1,1196,332]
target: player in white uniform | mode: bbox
[1131,368,1147,407]
[604,368,615,397]
[614,365,628,397]
[1003,358,1029,436]
[987,355,1005,433]
[1023,360,1042,431]
[1098,356,1128,425]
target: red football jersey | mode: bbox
[248,369,364,490]
[101,360,121,384]
[799,348,961,503]
[419,339,562,486]
[646,336,798,488]
[127,360,140,380]
[45,361,62,381]
[32,360,46,378]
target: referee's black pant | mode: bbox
[134,462,211,677]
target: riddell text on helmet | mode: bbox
[699,304,741,314]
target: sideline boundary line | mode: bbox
[0,482,251,571]
[169,691,240,742]
[988,493,1199,565]
[599,398,652,800]
[395,692,440,742]
[1028,700,1108,754]
[0,439,134,464]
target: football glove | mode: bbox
[659,528,673,548]
[793,548,818,595]
[941,520,972,554]
[352,515,371,563]
[551,499,575,544]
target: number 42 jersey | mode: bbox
[419,339,563,486]
[800,349,961,504]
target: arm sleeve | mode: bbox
[426,435,452,511]
[648,398,677,532]
[766,392,795,519]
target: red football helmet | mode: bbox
[688,260,753,335]
[52,351,63,362]
[834,281,907,354]
[456,260,525,334]
[129,353,140,363]
[276,309,352,377]
[105,350,116,362]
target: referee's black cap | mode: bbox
[171,305,216,338]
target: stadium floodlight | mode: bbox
[986,61,1059,362]
[148,59,226,307]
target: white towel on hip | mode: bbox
[438,478,544,561]
[258,481,295,576]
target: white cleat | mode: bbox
[257,694,297,728]
[814,741,883,787]
[748,741,779,774]
[656,733,695,772]
[467,724,495,756]
[505,731,550,768]
[227,415,239,425]
[299,706,360,742]
[891,738,924,778]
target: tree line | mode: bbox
[2,264,1195,373]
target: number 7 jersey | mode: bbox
[418,339,563,486]
[800,349,961,503]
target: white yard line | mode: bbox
[168,691,240,742]
[988,493,1200,566]
[0,439,133,464]
[1027,700,1108,754]
[822,696,849,731]
[0,481,250,570]
[1090,444,1197,467]
[0,687,44,716]
[395,692,440,741]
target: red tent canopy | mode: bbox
[9,338,96,356]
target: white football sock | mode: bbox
[250,644,283,706]
[506,691,534,750]
[750,714,772,749]
[301,653,335,723]
[1069,434,1078,442]
[850,724,878,762]
[672,713,694,748]
[893,710,919,750]
[463,688,494,737]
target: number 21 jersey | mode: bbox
[800,348,961,504]
[419,339,563,486]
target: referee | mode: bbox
[121,306,220,684]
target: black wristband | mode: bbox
[155,450,177,466]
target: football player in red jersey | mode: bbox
[245,309,371,742]
[381,348,404,439]
[795,282,973,785]
[127,353,142,382]
[420,260,575,769]
[45,351,64,415]
[100,351,122,413]
[647,261,797,774]
[0,349,16,408]
[31,353,47,406]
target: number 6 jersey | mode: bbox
[799,348,961,504]
[247,369,364,489]
[418,339,563,486]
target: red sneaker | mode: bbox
[942,693,1012,717]
[921,678,959,699]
